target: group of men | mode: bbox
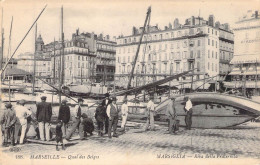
[1,92,193,147]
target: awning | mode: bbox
[224,81,260,88]
[230,55,260,64]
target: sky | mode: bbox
[0,0,259,58]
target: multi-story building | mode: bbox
[17,35,52,82]
[226,10,260,96]
[96,34,116,84]
[115,15,234,90]
[51,30,97,85]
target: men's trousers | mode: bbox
[108,116,118,137]
[38,122,51,141]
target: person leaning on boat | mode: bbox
[120,98,129,132]
[144,95,155,131]
[106,96,119,138]
[65,98,85,140]
[184,96,193,130]
[14,99,32,145]
[166,97,178,134]
[36,96,52,141]
[102,93,112,134]
[58,99,71,138]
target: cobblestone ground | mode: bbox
[1,122,260,164]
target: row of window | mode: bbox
[119,27,219,45]
[208,39,218,48]
[118,50,202,63]
[97,44,115,51]
[208,50,218,59]
[118,39,202,54]
[117,61,200,74]
[207,62,218,72]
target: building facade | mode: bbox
[115,15,234,89]
[96,34,116,84]
[225,10,260,96]
[17,35,52,82]
[50,30,116,85]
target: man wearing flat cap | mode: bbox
[36,96,52,141]
[102,93,112,134]
[58,99,70,137]
[66,97,85,140]
[14,99,32,144]
[184,96,193,130]
[106,96,119,138]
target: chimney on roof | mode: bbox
[255,11,259,18]
[208,15,215,27]
[164,26,168,30]
[106,35,110,41]
[169,23,172,29]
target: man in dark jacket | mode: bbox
[102,93,112,134]
[106,96,119,138]
[58,99,71,138]
[95,101,106,136]
[36,96,52,141]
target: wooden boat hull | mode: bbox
[153,93,260,128]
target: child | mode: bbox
[1,103,17,147]
[55,121,65,151]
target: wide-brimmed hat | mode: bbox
[184,96,189,101]
[170,96,176,100]
[18,99,26,105]
[123,98,128,103]
[62,99,68,103]
[41,96,47,100]
[5,103,12,109]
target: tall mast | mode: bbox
[1,8,4,70]
[32,23,37,94]
[7,16,13,67]
[59,6,64,105]
[126,6,151,90]
[53,38,56,84]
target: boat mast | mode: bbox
[32,23,37,94]
[255,59,258,94]
[59,6,64,105]
[1,8,4,70]
[0,5,47,75]
[126,6,151,91]
[53,38,56,84]
[7,17,13,103]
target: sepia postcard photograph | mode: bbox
[0,0,260,164]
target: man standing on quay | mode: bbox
[144,95,155,131]
[36,96,52,141]
[184,96,193,130]
[102,93,112,134]
[58,99,71,137]
[166,97,178,134]
[106,96,119,138]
